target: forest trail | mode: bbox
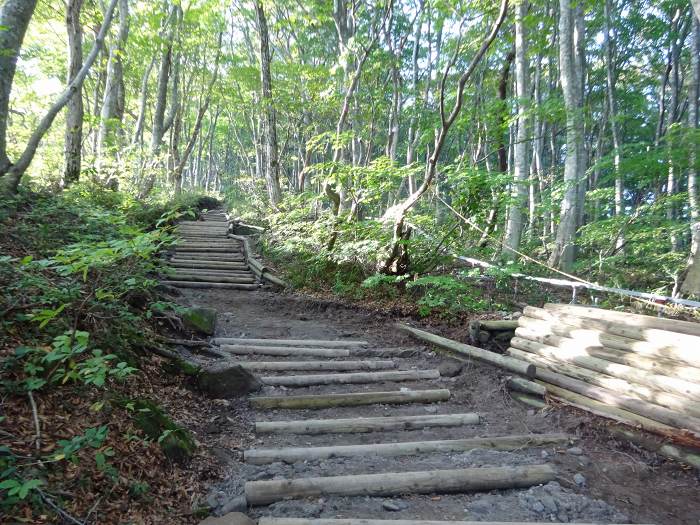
[162,211,259,290]
[161,213,698,525]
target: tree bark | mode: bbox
[97,0,130,166]
[62,0,85,188]
[255,0,282,206]
[681,14,700,296]
[0,0,39,180]
[604,0,624,250]
[503,0,530,257]
[548,0,584,271]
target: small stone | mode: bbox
[541,495,558,513]
[438,359,464,377]
[567,446,584,455]
[531,501,545,513]
[182,306,218,335]
[199,512,254,525]
[197,363,262,398]
[540,450,549,458]
[573,473,586,487]
[218,496,248,515]
[382,501,401,511]
[424,405,438,413]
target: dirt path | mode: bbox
[168,214,699,525]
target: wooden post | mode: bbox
[250,389,451,409]
[244,464,557,505]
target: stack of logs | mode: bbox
[504,303,700,466]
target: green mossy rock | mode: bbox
[182,306,217,335]
[129,398,196,462]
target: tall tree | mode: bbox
[0,0,40,185]
[97,0,130,166]
[62,0,85,187]
[503,0,529,257]
[548,0,585,271]
[1,0,117,195]
[255,0,281,206]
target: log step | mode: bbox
[213,337,368,348]
[166,274,257,284]
[166,268,252,276]
[236,360,396,371]
[174,247,240,253]
[160,281,259,290]
[258,517,652,525]
[243,433,572,464]
[221,345,351,358]
[170,253,245,260]
[260,369,440,387]
[244,464,557,505]
[255,413,480,434]
[169,262,249,270]
[250,389,451,409]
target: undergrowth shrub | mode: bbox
[0,185,218,518]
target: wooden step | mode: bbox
[244,464,557,505]
[165,267,251,275]
[160,280,259,290]
[243,433,572,464]
[167,274,257,284]
[169,261,249,270]
[174,247,239,253]
[220,345,351,358]
[255,413,481,434]
[250,389,451,409]
[212,337,368,348]
[236,360,396,372]
[171,254,245,260]
[260,369,440,387]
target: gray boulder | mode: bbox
[183,306,217,335]
[197,362,262,398]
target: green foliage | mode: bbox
[407,276,490,317]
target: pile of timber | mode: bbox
[505,303,700,464]
[469,319,519,345]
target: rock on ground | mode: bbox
[198,363,262,398]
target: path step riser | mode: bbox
[250,389,451,409]
[259,369,441,387]
[244,464,557,505]
[255,413,481,435]
[243,433,571,464]
[236,361,396,372]
[160,281,259,290]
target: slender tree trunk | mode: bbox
[478,50,513,248]
[681,13,700,296]
[1,0,117,194]
[0,0,39,180]
[548,0,584,272]
[97,0,129,167]
[62,0,84,188]
[382,0,509,273]
[255,0,282,206]
[604,0,624,250]
[503,0,530,258]
[132,55,156,147]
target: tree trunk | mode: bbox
[1,0,117,194]
[548,0,584,272]
[382,0,509,273]
[503,0,529,258]
[681,13,700,297]
[604,0,624,251]
[62,0,84,188]
[255,0,282,206]
[97,0,130,166]
[132,54,156,147]
[0,0,39,180]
